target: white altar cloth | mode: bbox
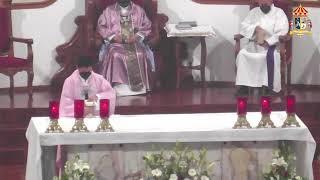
[25,112,316,180]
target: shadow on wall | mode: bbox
[206,28,235,82]
[293,35,320,85]
[51,0,85,70]
[60,0,84,40]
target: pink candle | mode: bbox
[261,96,271,114]
[74,100,84,119]
[49,101,59,119]
[100,99,110,118]
[237,97,247,115]
[286,95,296,114]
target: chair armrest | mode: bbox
[279,34,291,43]
[10,37,33,44]
[157,13,169,30]
[10,36,33,62]
[234,34,244,41]
[145,13,169,48]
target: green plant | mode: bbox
[53,154,95,180]
[263,141,305,180]
[143,142,214,180]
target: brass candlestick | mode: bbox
[282,113,300,128]
[257,114,276,128]
[46,119,64,133]
[70,118,89,133]
[233,115,252,129]
[96,117,113,132]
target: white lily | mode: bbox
[188,169,197,177]
[169,174,178,180]
[151,168,162,177]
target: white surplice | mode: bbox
[236,4,289,92]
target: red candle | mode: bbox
[286,95,296,114]
[237,97,247,115]
[74,100,84,119]
[261,96,271,114]
[100,99,110,118]
[49,101,59,119]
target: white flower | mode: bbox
[151,168,162,177]
[200,176,209,180]
[179,161,188,168]
[271,157,288,169]
[193,177,198,180]
[73,161,90,172]
[188,169,197,177]
[295,176,302,180]
[270,177,274,180]
[272,150,280,158]
[73,162,80,170]
[169,174,178,180]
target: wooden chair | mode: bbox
[234,0,292,95]
[51,0,168,92]
[0,0,34,97]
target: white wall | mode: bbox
[0,0,85,88]
[291,8,320,85]
[2,0,319,88]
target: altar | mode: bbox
[25,112,316,180]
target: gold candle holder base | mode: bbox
[70,118,89,133]
[96,118,114,132]
[46,119,64,133]
[282,113,300,128]
[233,115,252,129]
[257,114,276,128]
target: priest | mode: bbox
[235,0,289,96]
[97,0,154,96]
[59,56,116,117]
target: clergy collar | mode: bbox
[78,71,93,84]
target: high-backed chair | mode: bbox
[0,1,34,97]
[234,0,292,95]
[51,0,168,92]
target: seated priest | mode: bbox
[235,0,289,96]
[97,0,154,96]
[59,56,116,117]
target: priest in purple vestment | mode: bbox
[59,56,116,117]
[97,0,154,96]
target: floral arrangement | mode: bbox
[263,141,305,180]
[53,154,95,180]
[142,142,215,180]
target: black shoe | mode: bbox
[235,86,249,97]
